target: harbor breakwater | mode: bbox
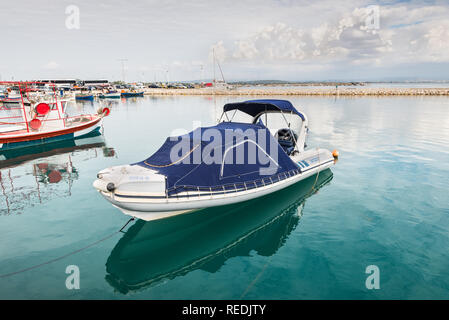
[143,87,449,96]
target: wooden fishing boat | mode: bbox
[0,81,110,153]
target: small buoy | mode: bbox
[102,107,110,117]
[332,149,339,158]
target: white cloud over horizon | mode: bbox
[211,4,449,64]
[1,0,449,81]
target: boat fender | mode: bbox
[332,149,339,159]
[35,103,50,116]
[29,118,42,130]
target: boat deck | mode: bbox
[0,115,102,144]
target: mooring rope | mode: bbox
[0,231,120,279]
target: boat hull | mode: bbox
[99,94,121,99]
[96,150,334,221]
[75,95,94,101]
[0,118,102,152]
[121,92,144,97]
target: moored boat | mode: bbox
[0,81,110,152]
[75,93,94,101]
[99,91,121,99]
[105,168,333,293]
[94,99,337,221]
[121,91,144,97]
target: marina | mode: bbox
[1,95,448,299]
[2,0,449,305]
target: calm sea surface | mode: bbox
[1,95,448,299]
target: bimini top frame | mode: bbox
[222,99,305,120]
[219,99,308,154]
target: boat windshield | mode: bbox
[221,109,254,123]
[221,109,302,136]
[256,111,302,133]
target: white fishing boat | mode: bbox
[93,99,337,221]
[0,81,110,152]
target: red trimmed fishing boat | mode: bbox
[0,81,110,152]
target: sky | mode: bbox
[1,0,449,82]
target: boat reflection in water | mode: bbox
[0,130,115,215]
[105,169,333,294]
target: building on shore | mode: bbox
[34,79,109,86]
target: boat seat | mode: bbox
[275,128,297,155]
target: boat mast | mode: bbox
[217,57,226,84]
[213,48,216,85]
[212,48,226,85]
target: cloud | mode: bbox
[43,61,60,70]
[2,0,449,81]
[210,3,449,68]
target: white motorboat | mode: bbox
[93,99,337,221]
[99,90,121,99]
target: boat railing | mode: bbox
[166,168,302,197]
[0,109,97,131]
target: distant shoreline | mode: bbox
[143,87,449,96]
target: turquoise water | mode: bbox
[1,95,448,299]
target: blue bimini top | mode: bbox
[135,121,300,195]
[223,99,305,121]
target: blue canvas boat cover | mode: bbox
[136,122,300,195]
[223,99,305,120]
